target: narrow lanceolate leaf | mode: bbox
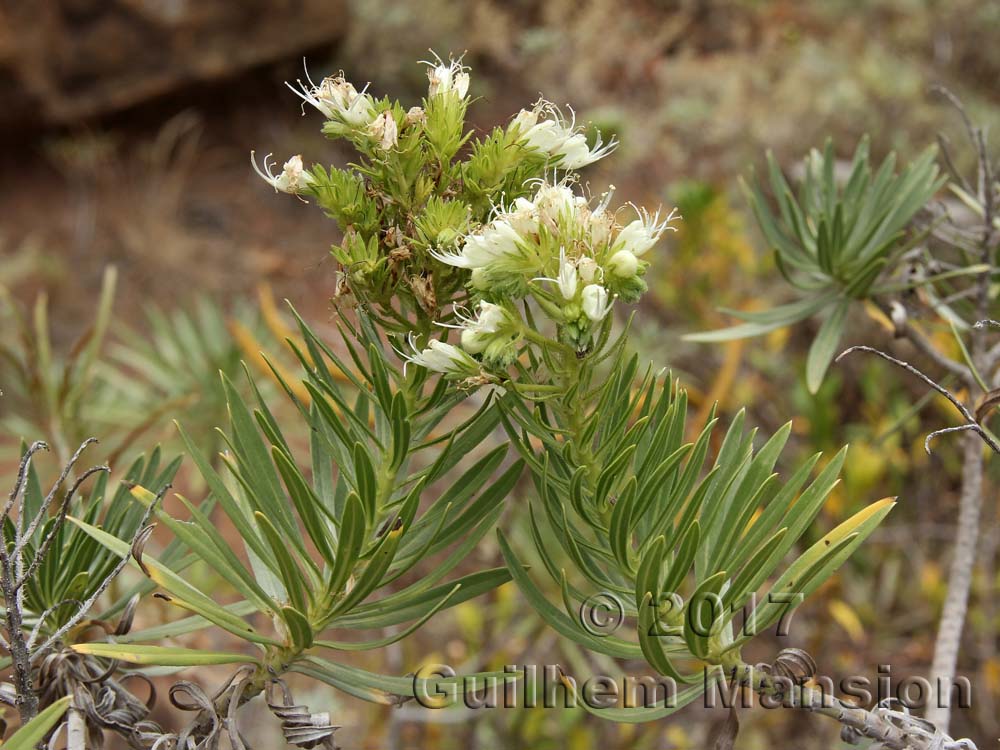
[806,299,849,393]
[497,531,642,660]
[638,592,695,684]
[280,606,315,650]
[67,516,280,646]
[316,583,460,651]
[254,511,309,613]
[4,696,71,750]
[743,497,895,642]
[327,492,366,599]
[271,446,337,565]
[72,643,256,666]
[128,484,277,615]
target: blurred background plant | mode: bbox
[2,0,1000,746]
[689,95,999,736]
[0,267,297,482]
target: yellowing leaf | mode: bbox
[72,643,256,666]
[828,599,865,644]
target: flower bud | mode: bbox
[508,108,539,135]
[607,249,639,278]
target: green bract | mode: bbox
[688,137,945,391]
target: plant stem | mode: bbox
[557,352,602,491]
[748,670,937,750]
[926,134,995,731]
[926,431,984,731]
[0,563,37,722]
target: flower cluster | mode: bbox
[509,101,617,169]
[250,55,674,385]
[407,179,677,377]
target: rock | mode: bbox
[0,0,347,125]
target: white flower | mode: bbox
[425,57,470,98]
[455,301,507,354]
[533,248,578,300]
[432,220,523,269]
[615,207,680,257]
[286,69,375,127]
[577,256,600,284]
[558,132,613,170]
[521,119,569,154]
[533,183,580,227]
[369,111,398,150]
[607,249,639,278]
[251,152,315,194]
[581,284,614,322]
[404,335,478,376]
[556,250,578,300]
[510,101,617,168]
[505,197,539,236]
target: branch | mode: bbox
[30,486,166,660]
[738,649,979,750]
[836,345,1000,454]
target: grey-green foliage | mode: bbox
[76,310,519,705]
[12,445,180,636]
[688,137,945,391]
[499,362,893,718]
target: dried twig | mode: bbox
[836,345,1000,454]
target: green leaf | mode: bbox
[254,511,308,612]
[128,485,276,615]
[67,516,280,646]
[72,643,256,666]
[327,492,367,599]
[331,567,511,629]
[744,497,895,641]
[498,531,642,660]
[118,600,259,643]
[638,592,696,684]
[806,299,849,393]
[4,696,71,750]
[294,656,516,707]
[316,583,460,651]
[281,605,315,650]
[271,446,337,565]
